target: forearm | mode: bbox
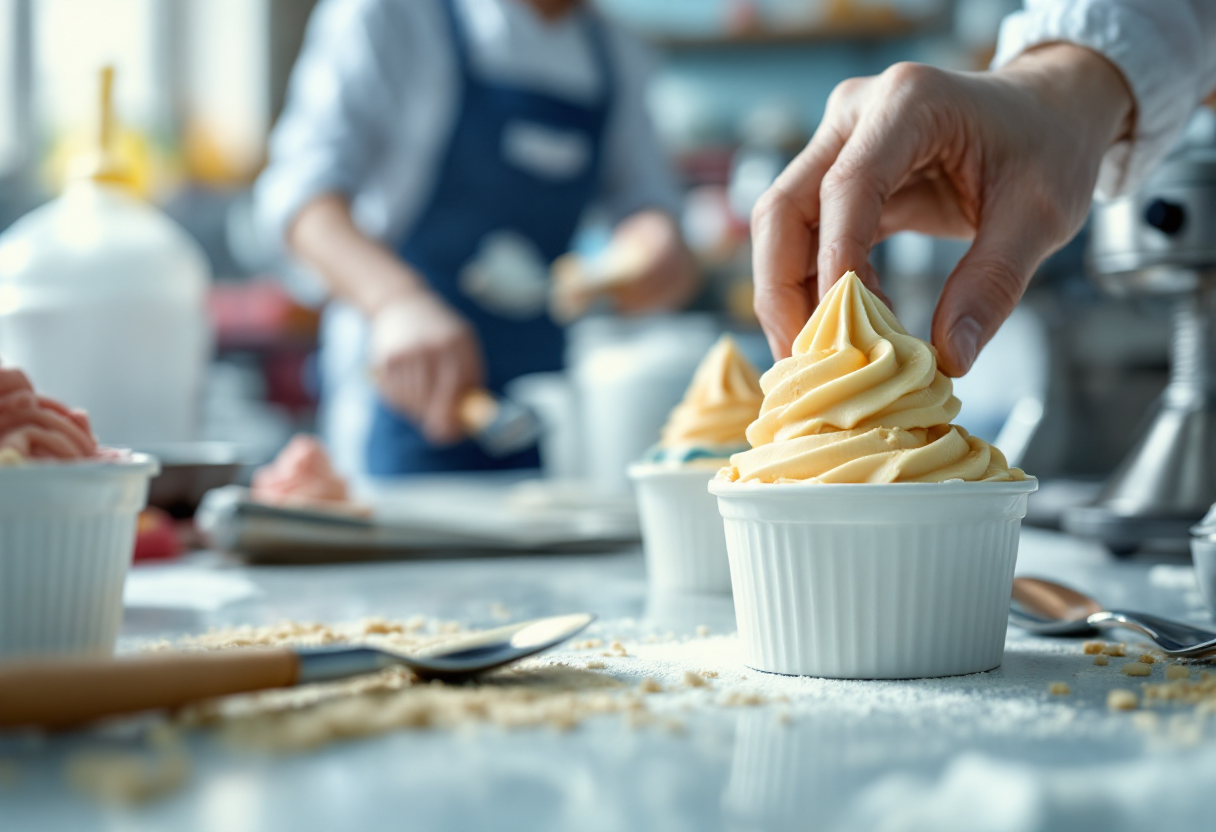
[999,43,1134,166]
[287,194,430,318]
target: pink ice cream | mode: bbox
[251,434,352,507]
[0,366,98,461]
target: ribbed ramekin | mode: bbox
[709,478,1038,678]
[629,463,732,593]
[0,454,159,659]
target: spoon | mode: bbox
[1010,577,1216,657]
[0,612,594,730]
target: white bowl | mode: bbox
[1189,536,1216,620]
[0,453,159,659]
[709,477,1038,679]
[629,463,732,593]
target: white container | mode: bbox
[630,463,732,593]
[0,454,159,659]
[1189,535,1216,620]
[709,478,1038,678]
[0,181,211,446]
[570,315,718,494]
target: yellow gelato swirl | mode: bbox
[729,272,1025,484]
[657,335,763,456]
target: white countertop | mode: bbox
[4,526,1216,832]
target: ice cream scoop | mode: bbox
[0,613,595,729]
[727,272,1024,483]
[0,366,98,461]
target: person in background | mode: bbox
[751,0,1216,375]
[256,0,698,476]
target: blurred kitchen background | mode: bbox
[0,0,1211,539]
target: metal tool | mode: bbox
[458,389,544,458]
[0,613,594,730]
[1009,576,1216,656]
[1064,129,1216,553]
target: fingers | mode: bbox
[816,64,946,301]
[421,337,481,445]
[931,195,1053,377]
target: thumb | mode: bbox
[931,205,1049,377]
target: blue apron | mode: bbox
[364,0,614,476]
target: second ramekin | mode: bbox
[629,462,732,593]
[709,477,1038,679]
[0,453,159,659]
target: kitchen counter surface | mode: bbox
[5,526,1216,832]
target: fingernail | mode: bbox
[948,317,982,373]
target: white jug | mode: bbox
[0,180,211,445]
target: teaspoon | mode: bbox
[1010,576,1216,657]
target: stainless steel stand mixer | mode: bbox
[1064,133,1216,553]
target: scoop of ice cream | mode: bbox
[647,335,763,464]
[252,435,351,505]
[0,366,98,461]
[728,272,1025,484]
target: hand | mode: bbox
[552,210,699,321]
[608,210,700,315]
[370,292,483,445]
[751,44,1133,375]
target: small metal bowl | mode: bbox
[137,441,250,517]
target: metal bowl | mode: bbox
[137,441,250,517]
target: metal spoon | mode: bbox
[0,613,594,730]
[1010,576,1216,657]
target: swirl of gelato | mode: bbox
[729,272,1025,484]
[647,335,763,464]
[0,366,98,462]
[252,435,352,506]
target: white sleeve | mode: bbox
[597,26,683,223]
[252,0,411,253]
[992,0,1216,198]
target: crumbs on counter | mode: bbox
[1137,653,1157,665]
[1103,643,1128,657]
[1122,662,1152,677]
[1048,682,1071,696]
[700,670,719,679]
[1083,641,1105,655]
[721,691,766,708]
[638,678,663,694]
[585,660,606,670]
[604,641,628,657]
[1108,689,1139,711]
[572,638,604,650]
[66,746,189,805]
[683,671,709,688]
[1165,664,1192,681]
[1093,655,1109,666]
[696,625,710,638]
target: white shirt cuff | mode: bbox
[992,0,1210,199]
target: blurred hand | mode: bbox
[608,210,700,315]
[751,44,1133,375]
[370,292,483,445]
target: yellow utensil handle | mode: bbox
[0,648,300,730]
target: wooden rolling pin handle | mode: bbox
[0,648,300,730]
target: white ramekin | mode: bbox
[0,454,159,659]
[709,477,1038,679]
[629,462,732,593]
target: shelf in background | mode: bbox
[652,13,947,50]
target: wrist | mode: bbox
[999,42,1134,154]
